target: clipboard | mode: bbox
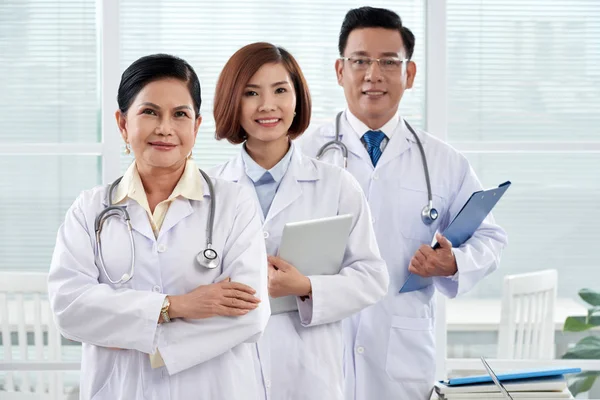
[399,181,511,293]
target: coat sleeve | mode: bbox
[48,194,166,354]
[433,157,508,298]
[157,185,270,375]
[297,170,389,326]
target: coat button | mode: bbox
[373,174,379,180]
[152,285,161,293]
[265,379,271,388]
[356,346,365,354]
[263,231,269,239]
[157,243,167,253]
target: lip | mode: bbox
[362,90,387,97]
[255,118,281,128]
[148,141,177,151]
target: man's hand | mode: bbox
[408,233,458,277]
[267,255,312,298]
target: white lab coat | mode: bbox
[210,143,389,400]
[48,177,270,400]
[297,113,508,400]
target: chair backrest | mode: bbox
[0,272,63,399]
[498,269,558,360]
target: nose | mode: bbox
[258,93,277,112]
[156,116,174,135]
[364,61,383,83]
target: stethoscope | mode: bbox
[94,168,219,285]
[316,111,439,226]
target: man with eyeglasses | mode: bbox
[298,6,507,400]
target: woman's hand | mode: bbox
[169,278,261,319]
[267,255,312,298]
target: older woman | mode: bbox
[48,54,270,400]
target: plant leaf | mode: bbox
[579,288,600,306]
[562,336,600,359]
[563,315,600,331]
[568,372,599,396]
[564,316,596,332]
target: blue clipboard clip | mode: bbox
[400,181,511,293]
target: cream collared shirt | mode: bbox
[114,159,205,237]
[114,159,204,368]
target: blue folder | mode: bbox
[443,367,581,386]
[399,181,511,293]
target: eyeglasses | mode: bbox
[340,56,407,72]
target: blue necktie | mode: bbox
[363,130,386,167]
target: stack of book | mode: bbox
[433,367,581,399]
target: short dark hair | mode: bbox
[338,6,415,60]
[214,42,311,144]
[117,54,202,116]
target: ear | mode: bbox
[335,58,344,87]
[115,110,128,142]
[405,61,417,90]
[193,115,202,140]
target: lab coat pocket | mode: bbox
[88,348,119,400]
[385,316,435,382]
[395,186,446,243]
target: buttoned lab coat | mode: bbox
[48,177,270,400]
[298,113,508,400]
[210,144,389,400]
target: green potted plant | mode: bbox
[562,289,600,396]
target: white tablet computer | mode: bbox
[270,214,353,315]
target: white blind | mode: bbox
[0,0,99,143]
[447,0,600,142]
[118,0,426,171]
[0,0,100,272]
[447,0,600,298]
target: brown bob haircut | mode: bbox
[214,42,312,144]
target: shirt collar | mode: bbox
[241,142,294,184]
[113,159,204,205]
[345,108,400,140]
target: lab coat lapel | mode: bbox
[118,200,156,242]
[220,152,266,224]
[375,120,414,170]
[339,115,371,163]
[158,197,194,239]
[264,147,317,225]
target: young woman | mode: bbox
[210,42,389,400]
[48,54,270,400]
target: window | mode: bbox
[117,0,426,171]
[0,0,100,272]
[447,0,600,299]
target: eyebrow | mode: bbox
[349,51,403,58]
[139,102,193,111]
[245,81,291,89]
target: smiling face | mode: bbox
[239,62,297,146]
[336,27,416,129]
[115,78,201,170]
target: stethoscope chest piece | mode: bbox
[421,203,439,225]
[197,247,220,269]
